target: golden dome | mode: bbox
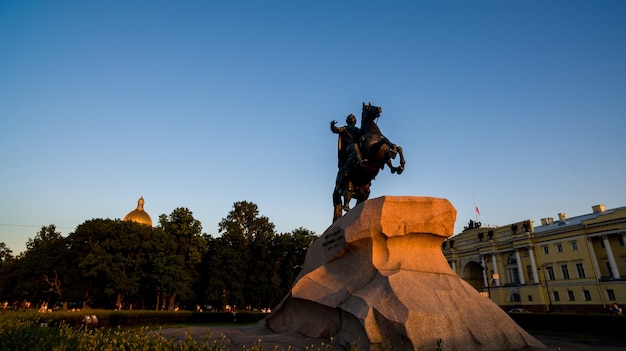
[123,197,153,226]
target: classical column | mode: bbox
[515,249,526,285]
[527,246,539,283]
[602,236,621,279]
[491,253,500,286]
[450,260,456,272]
[481,256,488,287]
[497,254,506,285]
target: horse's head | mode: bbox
[361,102,382,122]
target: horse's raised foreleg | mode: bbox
[386,145,405,174]
[395,146,405,174]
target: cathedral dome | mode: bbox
[123,197,153,226]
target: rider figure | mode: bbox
[331,114,366,210]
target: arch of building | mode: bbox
[461,260,484,292]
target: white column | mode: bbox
[450,260,456,273]
[515,249,526,285]
[491,253,500,286]
[528,247,539,283]
[481,256,488,287]
[602,236,621,279]
[498,255,506,285]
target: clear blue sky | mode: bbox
[1,1,625,254]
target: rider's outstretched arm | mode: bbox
[330,121,344,134]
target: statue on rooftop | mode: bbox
[331,102,405,222]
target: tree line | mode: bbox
[0,201,317,312]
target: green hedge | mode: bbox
[15,310,267,328]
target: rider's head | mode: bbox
[346,114,356,126]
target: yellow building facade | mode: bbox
[442,204,626,313]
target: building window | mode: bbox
[575,263,586,278]
[583,290,592,301]
[511,293,521,302]
[561,264,570,279]
[528,295,533,302]
[570,241,578,251]
[607,289,616,301]
[567,290,575,301]
[553,291,560,302]
[508,268,520,284]
[543,246,549,254]
[556,243,563,253]
[545,266,555,280]
[506,254,517,264]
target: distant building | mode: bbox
[442,204,626,313]
[123,197,153,226]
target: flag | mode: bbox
[475,206,480,216]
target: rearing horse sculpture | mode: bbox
[332,102,406,222]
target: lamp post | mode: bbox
[538,265,553,312]
[481,258,499,299]
[480,259,490,298]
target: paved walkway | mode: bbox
[530,334,626,351]
[159,325,626,350]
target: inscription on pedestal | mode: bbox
[322,228,345,251]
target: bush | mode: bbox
[5,309,267,328]
[0,311,232,351]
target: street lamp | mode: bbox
[481,258,499,299]
[486,273,499,298]
[538,265,553,312]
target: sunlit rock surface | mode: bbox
[265,196,545,350]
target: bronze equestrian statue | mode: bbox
[331,102,405,222]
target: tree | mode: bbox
[216,201,277,309]
[65,219,113,308]
[78,220,149,309]
[270,227,317,306]
[15,225,67,308]
[0,242,13,265]
[155,208,207,310]
[190,234,218,309]
[0,242,17,302]
[205,232,247,309]
[26,225,63,250]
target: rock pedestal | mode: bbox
[265,196,545,350]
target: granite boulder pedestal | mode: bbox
[265,196,545,350]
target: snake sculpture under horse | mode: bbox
[333,103,406,222]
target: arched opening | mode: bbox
[508,293,521,303]
[461,261,484,291]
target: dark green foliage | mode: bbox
[13,225,68,306]
[1,309,266,328]
[156,207,208,309]
[0,201,316,312]
[79,221,147,305]
[0,242,13,265]
[272,227,317,299]
[0,311,234,351]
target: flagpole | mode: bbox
[473,192,480,222]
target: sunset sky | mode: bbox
[1,1,625,253]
